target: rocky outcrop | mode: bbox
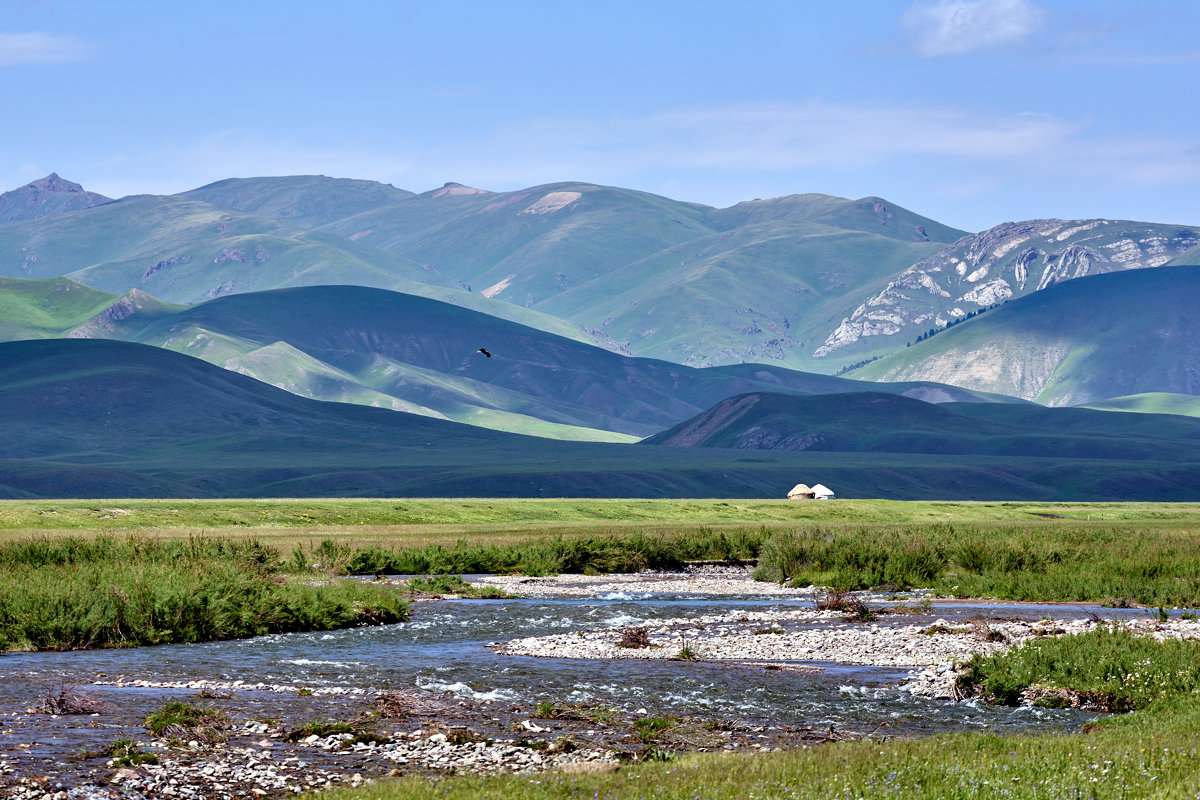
[432,181,489,198]
[66,289,163,337]
[0,173,110,224]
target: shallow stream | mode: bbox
[1,585,1119,782]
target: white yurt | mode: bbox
[811,483,835,500]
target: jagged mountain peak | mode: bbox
[0,173,111,224]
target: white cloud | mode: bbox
[0,32,90,65]
[452,102,1080,183]
[900,0,1047,57]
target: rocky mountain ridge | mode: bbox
[816,219,1200,359]
[0,173,111,224]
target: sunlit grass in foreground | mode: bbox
[319,695,1200,799]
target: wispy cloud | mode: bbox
[899,0,1047,57]
[0,31,90,65]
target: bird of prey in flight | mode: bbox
[477,348,492,358]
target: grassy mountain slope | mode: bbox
[539,219,940,367]
[0,188,628,352]
[0,194,455,304]
[816,219,1200,367]
[0,277,117,340]
[3,340,1198,501]
[182,175,415,229]
[705,193,963,243]
[847,266,1200,405]
[643,391,1200,461]
[1081,393,1200,418]
[320,183,960,371]
[321,181,716,296]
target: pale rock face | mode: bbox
[432,182,488,198]
[918,274,950,297]
[520,191,582,215]
[965,266,989,283]
[960,278,1012,306]
[869,340,1070,401]
[480,274,516,299]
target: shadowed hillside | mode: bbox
[3,340,1200,501]
[643,391,1200,463]
[53,283,1010,439]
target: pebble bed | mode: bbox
[480,568,1200,700]
[2,717,616,800]
[479,567,821,599]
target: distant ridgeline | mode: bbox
[0,173,1195,378]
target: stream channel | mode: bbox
[0,581,1117,790]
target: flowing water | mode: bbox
[2,587,1116,775]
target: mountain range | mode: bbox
[1,172,1197,499]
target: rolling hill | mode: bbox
[3,339,1198,501]
[846,266,1200,405]
[42,282,1008,440]
[1081,393,1200,418]
[644,391,1200,462]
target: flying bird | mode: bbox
[477,348,492,358]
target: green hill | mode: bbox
[1081,393,1200,418]
[182,175,414,229]
[847,266,1200,405]
[0,277,117,340]
[58,283,1010,439]
[643,391,1200,461]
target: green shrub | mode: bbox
[957,626,1200,711]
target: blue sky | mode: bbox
[2,0,1197,231]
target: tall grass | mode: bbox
[0,535,408,651]
[958,626,1200,711]
[292,528,767,577]
[755,523,1200,606]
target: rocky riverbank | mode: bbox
[479,567,1200,700]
